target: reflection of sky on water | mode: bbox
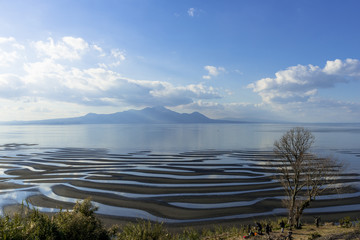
[105,170,269,179]
[0,168,13,178]
[56,184,284,199]
[2,184,360,223]
[314,149,360,173]
[304,204,360,214]
[0,123,359,222]
[170,191,360,209]
[0,190,37,215]
[0,123,358,153]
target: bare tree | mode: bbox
[273,127,342,228]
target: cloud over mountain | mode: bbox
[0,36,221,108]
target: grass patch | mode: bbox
[0,200,359,239]
[0,199,110,240]
[117,220,169,240]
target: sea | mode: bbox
[1,123,359,169]
[0,123,359,222]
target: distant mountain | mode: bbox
[6,106,240,125]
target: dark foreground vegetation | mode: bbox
[1,199,359,240]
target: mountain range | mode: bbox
[6,106,240,125]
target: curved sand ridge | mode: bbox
[0,144,359,224]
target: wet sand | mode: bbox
[0,146,359,227]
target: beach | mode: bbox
[0,144,359,228]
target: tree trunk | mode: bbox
[288,195,297,228]
[295,199,311,228]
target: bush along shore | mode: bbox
[0,199,359,240]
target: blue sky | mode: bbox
[0,0,360,122]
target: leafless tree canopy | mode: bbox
[273,127,342,228]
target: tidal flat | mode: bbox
[0,143,359,228]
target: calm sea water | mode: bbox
[0,123,359,220]
[0,123,359,169]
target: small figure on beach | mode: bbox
[287,231,293,240]
[256,222,262,234]
[279,220,285,233]
[246,228,254,238]
[314,216,321,227]
[265,223,271,235]
[246,224,251,234]
[246,224,252,236]
[244,224,254,238]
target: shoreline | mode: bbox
[4,201,360,231]
[0,147,359,228]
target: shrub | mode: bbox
[0,207,59,240]
[0,198,110,240]
[117,220,169,240]
[308,232,321,240]
[339,216,352,228]
[53,199,109,240]
[24,209,59,240]
[176,228,200,240]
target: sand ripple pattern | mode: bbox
[0,144,359,223]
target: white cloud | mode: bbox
[7,36,360,122]
[0,49,20,67]
[148,82,221,106]
[0,37,25,67]
[111,49,126,61]
[248,59,360,104]
[107,48,126,67]
[0,37,25,50]
[323,58,360,76]
[0,73,24,97]
[97,48,126,68]
[0,35,223,110]
[187,8,195,17]
[244,59,360,122]
[62,37,88,50]
[0,37,16,44]
[34,37,89,60]
[92,44,106,58]
[174,100,283,121]
[202,65,225,79]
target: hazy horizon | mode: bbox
[2,106,360,124]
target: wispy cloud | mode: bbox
[33,37,89,60]
[202,65,225,79]
[187,8,195,17]
[0,37,24,67]
[0,36,222,109]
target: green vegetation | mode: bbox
[0,199,359,239]
[117,220,169,240]
[308,232,321,240]
[339,216,353,228]
[0,199,109,240]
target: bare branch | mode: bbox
[272,127,342,228]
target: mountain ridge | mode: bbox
[4,106,241,125]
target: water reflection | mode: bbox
[0,144,359,222]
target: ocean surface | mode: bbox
[1,123,359,168]
[0,123,359,222]
[0,123,359,149]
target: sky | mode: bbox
[0,0,360,123]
